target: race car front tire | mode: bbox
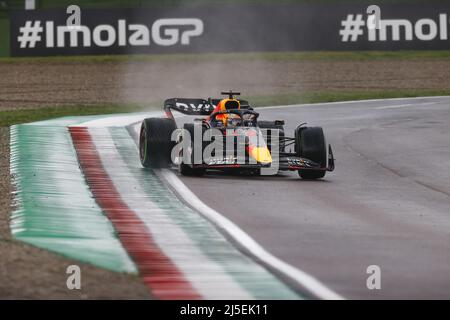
[295,126,327,179]
[139,118,176,168]
[179,123,206,176]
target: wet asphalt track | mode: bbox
[177,96,450,299]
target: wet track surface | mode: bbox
[178,97,450,299]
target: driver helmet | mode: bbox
[215,99,240,126]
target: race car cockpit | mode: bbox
[209,109,259,128]
[207,92,259,128]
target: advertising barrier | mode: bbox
[9,4,450,56]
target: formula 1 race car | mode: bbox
[139,91,335,179]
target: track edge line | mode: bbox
[157,168,344,300]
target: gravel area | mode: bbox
[1,59,450,110]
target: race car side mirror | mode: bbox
[275,120,285,125]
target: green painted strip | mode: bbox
[10,124,137,273]
[110,127,302,299]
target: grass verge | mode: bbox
[248,89,450,107]
[1,89,449,127]
[0,103,156,127]
[3,50,450,64]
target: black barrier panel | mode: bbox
[10,4,450,56]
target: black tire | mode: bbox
[179,123,205,176]
[258,121,285,152]
[295,126,327,179]
[139,118,176,168]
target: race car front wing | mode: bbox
[185,145,335,172]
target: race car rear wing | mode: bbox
[164,98,251,119]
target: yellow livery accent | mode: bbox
[249,147,272,164]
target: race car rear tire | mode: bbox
[139,118,176,168]
[179,123,205,176]
[258,121,285,152]
[295,126,327,180]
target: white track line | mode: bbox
[261,95,449,110]
[375,102,436,110]
[157,169,343,300]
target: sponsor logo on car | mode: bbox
[207,156,237,165]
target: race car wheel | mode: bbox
[139,118,176,168]
[295,126,327,180]
[179,123,205,176]
[258,121,285,152]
